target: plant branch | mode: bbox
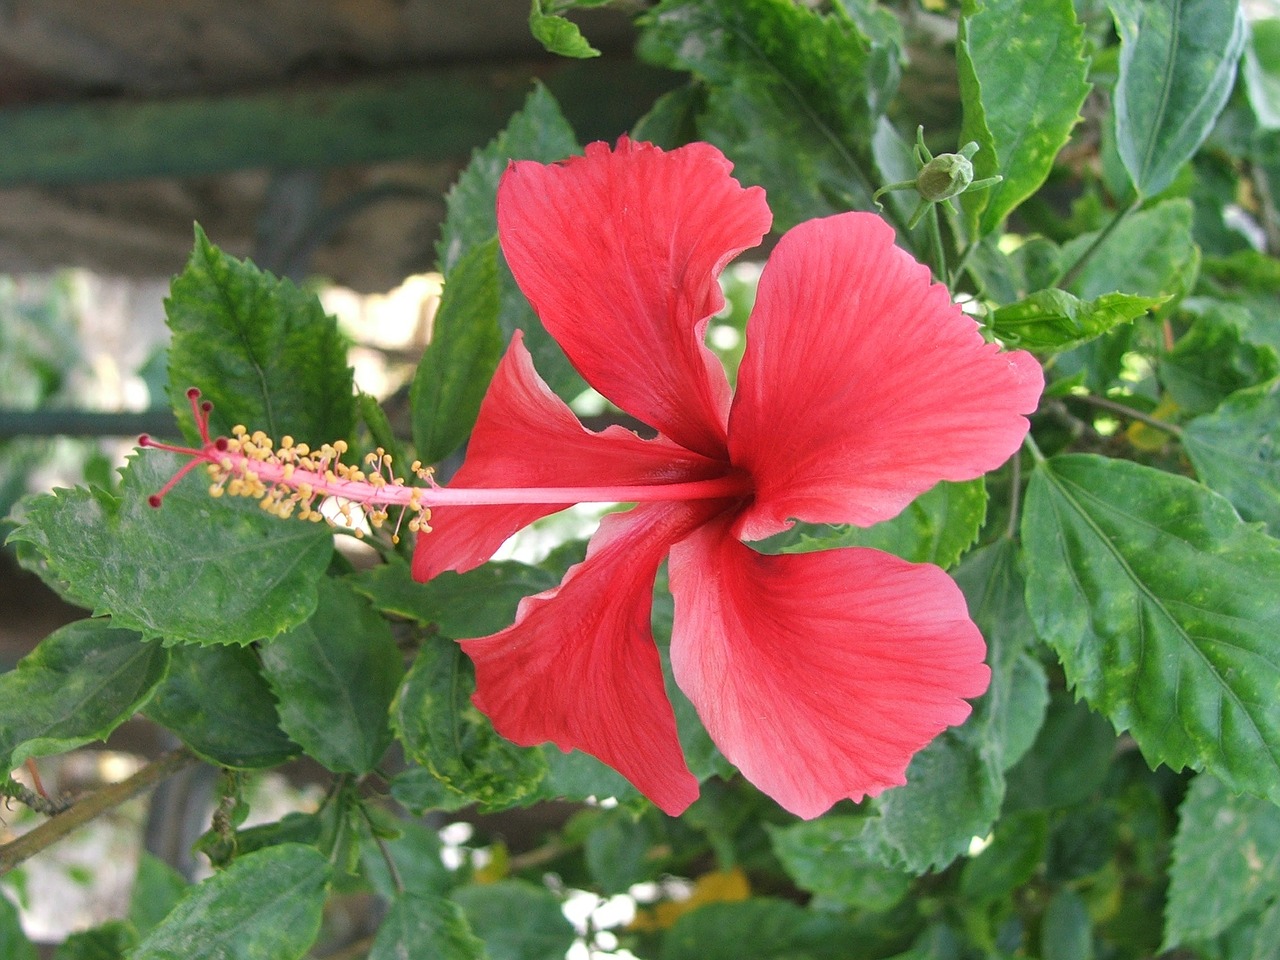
[1072,392,1183,437]
[0,748,199,875]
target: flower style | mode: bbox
[409,137,1043,818]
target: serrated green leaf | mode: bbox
[392,641,547,808]
[1059,198,1196,300]
[451,881,575,960]
[768,816,910,909]
[876,732,1004,874]
[0,894,36,960]
[531,747,642,806]
[437,84,584,401]
[131,844,330,960]
[1022,453,1280,803]
[411,237,503,464]
[638,0,887,231]
[0,619,166,771]
[166,226,354,444]
[765,479,986,570]
[353,558,558,639]
[370,894,487,960]
[585,809,659,894]
[957,0,1091,236]
[8,450,332,646]
[1198,252,1280,354]
[1109,0,1246,198]
[1165,774,1280,947]
[144,643,299,768]
[259,577,402,774]
[1184,378,1280,534]
[990,289,1164,351]
[529,0,600,58]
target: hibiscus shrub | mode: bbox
[5,0,1280,957]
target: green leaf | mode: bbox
[769,817,910,909]
[1041,889,1093,960]
[392,641,548,808]
[354,558,558,639]
[128,854,189,938]
[1109,0,1247,198]
[411,237,503,464]
[369,894,486,960]
[957,0,1091,236]
[8,450,332,646]
[638,0,886,231]
[359,816,454,902]
[990,289,1165,351]
[54,921,136,960]
[529,0,600,58]
[0,893,36,960]
[1162,306,1280,415]
[959,810,1050,902]
[1184,378,1280,534]
[1003,691,1117,811]
[765,479,987,569]
[1059,197,1196,300]
[661,899,856,960]
[1245,19,1280,130]
[1022,453,1280,803]
[584,809,659,894]
[1198,251,1280,354]
[131,844,330,960]
[144,643,299,768]
[259,577,402,774]
[166,225,354,445]
[437,84,584,401]
[876,732,1004,874]
[0,619,166,771]
[1165,774,1280,946]
[451,881,576,960]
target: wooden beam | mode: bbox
[0,61,680,186]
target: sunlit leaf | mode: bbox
[1059,198,1196,300]
[529,0,601,58]
[166,226,354,444]
[1022,454,1280,804]
[957,0,1091,236]
[990,289,1165,351]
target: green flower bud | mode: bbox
[914,142,980,203]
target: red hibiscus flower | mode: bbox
[410,137,1044,818]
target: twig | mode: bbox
[1071,392,1183,437]
[2,777,74,817]
[0,748,198,875]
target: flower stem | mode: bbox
[0,748,198,875]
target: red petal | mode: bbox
[497,137,771,459]
[668,518,990,819]
[728,212,1043,540]
[413,333,724,582]
[460,503,722,815]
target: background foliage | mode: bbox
[5,0,1280,957]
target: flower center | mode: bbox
[140,389,754,542]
